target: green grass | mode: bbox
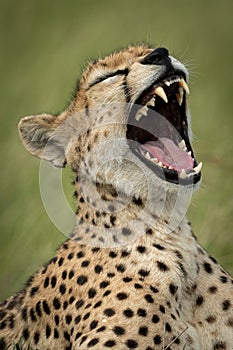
[0,0,232,301]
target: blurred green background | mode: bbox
[0,0,232,301]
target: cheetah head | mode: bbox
[18,45,201,213]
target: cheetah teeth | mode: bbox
[154,86,168,103]
[135,105,149,121]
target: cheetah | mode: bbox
[0,45,232,350]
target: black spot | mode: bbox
[103,290,111,297]
[83,312,90,321]
[104,308,115,317]
[174,250,183,259]
[109,251,117,258]
[42,300,51,315]
[104,340,116,347]
[53,297,61,310]
[34,331,40,344]
[113,326,125,335]
[153,335,162,344]
[92,247,100,253]
[63,301,68,310]
[122,228,131,236]
[30,308,37,322]
[100,281,110,289]
[77,275,88,285]
[68,270,74,279]
[227,318,233,327]
[94,301,102,308]
[144,294,154,303]
[159,305,165,313]
[165,322,172,332]
[58,257,64,266]
[90,320,98,330]
[157,261,169,271]
[23,328,29,340]
[54,314,60,326]
[77,251,84,259]
[21,307,27,321]
[46,324,51,338]
[220,275,228,283]
[44,277,49,288]
[94,265,103,274]
[116,292,128,300]
[0,312,6,321]
[88,288,97,298]
[62,270,67,280]
[196,295,204,306]
[123,308,134,318]
[134,283,143,289]
[35,301,42,317]
[137,308,147,317]
[30,286,39,297]
[222,300,231,311]
[146,228,153,235]
[121,250,130,257]
[82,260,90,267]
[7,299,17,310]
[138,326,148,336]
[67,252,74,260]
[50,276,57,288]
[208,286,218,294]
[213,341,226,349]
[116,264,126,273]
[76,299,84,309]
[125,339,138,348]
[203,262,213,274]
[153,244,165,250]
[64,331,70,341]
[138,269,149,277]
[169,283,178,295]
[206,315,216,323]
[137,246,146,253]
[150,285,159,293]
[152,314,160,323]
[87,338,99,347]
[54,328,59,339]
[96,326,106,332]
[59,283,66,295]
[66,314,72,325]
[123,277,132,283]
[75,315,81,324]
[107,272,115,278]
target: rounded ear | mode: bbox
[18,113,67,167]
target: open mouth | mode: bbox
[127,72,202,185]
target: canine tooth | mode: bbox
[151,157,158,163]
[147,97,155,107]
[179,78,190,94]
[176,87,184,106]
[178,140,186,150]
[135,106,148,121]
[188,151,192,156]
[154,86,168,103]
[168,166,173,170]
[145,152,151,160]
[158,161,163,167]
[193,162,203,174]
[179,169,188,179]
[165,81,170,86]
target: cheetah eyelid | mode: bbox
[89,68,129,88]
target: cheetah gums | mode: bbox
[0,45,232,349]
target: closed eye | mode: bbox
[89,68,129,88]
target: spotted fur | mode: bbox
[0,45,232,350]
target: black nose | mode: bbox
[141,47,170,66]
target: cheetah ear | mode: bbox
[18,113,69,167]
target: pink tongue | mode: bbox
[142,137,194,172]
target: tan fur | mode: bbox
[0,45,232,350]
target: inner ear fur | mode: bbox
[18,113,68,167]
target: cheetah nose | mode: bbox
[141,47,170,66]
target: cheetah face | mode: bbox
[19,46,202,207]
